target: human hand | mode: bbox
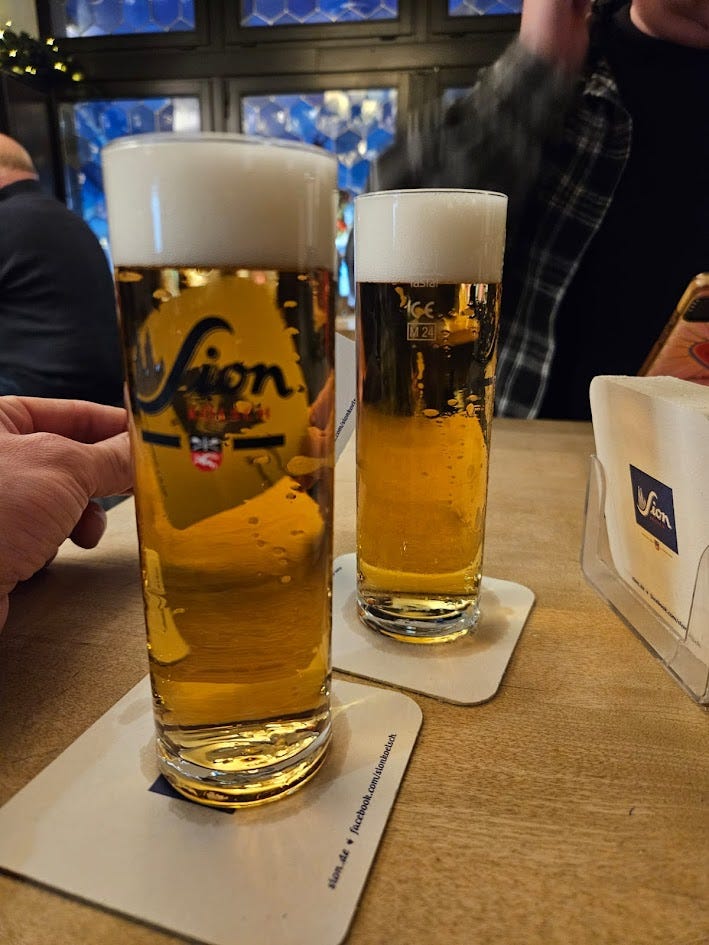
[519,0,593,74]
[288,371,335,496]
[0,397,133,631]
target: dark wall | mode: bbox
[0,73,62,198]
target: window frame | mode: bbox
[36,0,209,51]
[430,2,520,36]
[226,0,414,43]
[226,71,407,137]
[55,78,214,208]
[52,77,216,129]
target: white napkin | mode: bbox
[590,375,709,656]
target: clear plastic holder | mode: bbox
[581,454,709,705]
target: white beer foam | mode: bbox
[354,189,507,284]
[103,133,337,270]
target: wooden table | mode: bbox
[1,419,707,945]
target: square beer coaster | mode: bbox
[333,553,535,704]
[0,677,421,945]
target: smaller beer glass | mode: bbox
[103,134,337,807]
[355,189,507,643]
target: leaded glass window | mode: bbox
[48,0,196,37]
[242,89,396,308]
[241,0,398,27]
[59,97,200,252]
[442,86,474,109]
[448,0,521,14]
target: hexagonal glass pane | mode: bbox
[448,0,521,14]
[58,96,201,257]
[242,87,397,310]
[241,0,398,27]
[49,0,196,36]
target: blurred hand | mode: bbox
[290,372,335,497]
[0,397,132,631]
[519,0,593,74]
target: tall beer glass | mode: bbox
[103,134,337,807]
[355,189,507,643]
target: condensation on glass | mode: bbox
[48,0,196,36]
[242,89,397,310]
[58,97,200,253]
[241,0,398,27]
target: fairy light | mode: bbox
[0,23,83,87]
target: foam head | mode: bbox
[102,133,337,271]
[354,189,507,284]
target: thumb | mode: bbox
[70,500,108,549]
[84,431,133,499]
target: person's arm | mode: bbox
[0,397,133,631]
[371,0,592,239]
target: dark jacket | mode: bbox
[0,179,124,405]
[370,0,635,417]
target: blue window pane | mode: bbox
[64,0,93,34]
[288,99,319,140]
[100,105,129,138]
[242,89,396,195]
[347,159,371,194]
[129,103,158,133]
[124,0,155,32]
[242,88,397,305]
[157,104,176,131]
[253,0,293,23]
[152,0,181,28]
[241,0,398,27]
[366,125,394,152]
[94,1,122,33]
[59,97,201,256]
[52,0,196,37]
[442,86,474,109]
[334,129,360,156]
[449,0,521,14]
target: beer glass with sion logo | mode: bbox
[355,189,507,643]
[103,133,337,807]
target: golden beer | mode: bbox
[103,135,337,806]
[355,190,507,643]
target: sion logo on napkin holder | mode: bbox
[629,464,679,554]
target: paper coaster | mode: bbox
[0,677,421,945]
[333,553,535,704]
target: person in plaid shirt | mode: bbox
[371,0,709,419]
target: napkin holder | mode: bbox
[582,453,709,704]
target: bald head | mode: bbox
[0,134,38,189]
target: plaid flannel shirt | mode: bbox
[371,19,632,418]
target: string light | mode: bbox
[0,23,84,87]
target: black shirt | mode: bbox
[539,8,709,420]
[0,179,124,405]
